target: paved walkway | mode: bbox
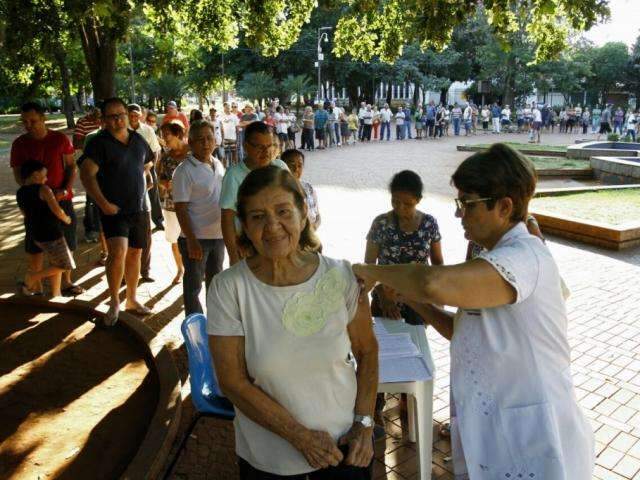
[1,130,639,479]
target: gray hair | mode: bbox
[188,119,216,143]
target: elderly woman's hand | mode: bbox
[338,423,374,467]
[294,429,344,469]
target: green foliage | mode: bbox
[607,133,620,141]
[236,71,278,107]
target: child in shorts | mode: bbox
[281,149,321,230]
[16,160,76,297]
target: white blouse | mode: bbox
[449,223,594,479]
[206,255,360,476]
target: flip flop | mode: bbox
[125,305,153,316]
[62,284,85,296]
[17,281,43,296]
[104,306,119,327]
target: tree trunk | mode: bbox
[22,66,44,102]
[386,83,392,106]
[413,83,420,108]
[439,86,449,105]
[78,15,118,102]
[54,50,76,128]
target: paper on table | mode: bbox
[378,333,420,358]
[373,320,389,337]
[380,355,432,383]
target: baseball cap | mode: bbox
[127,103,142,113]
[167,101,177,108]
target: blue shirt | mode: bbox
[491,106,501,117]
[426,105,436,120]
[404,109,412,123]
[314,110,329,129]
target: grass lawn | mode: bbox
[527,156,590,170]
[531,189,640,225]
[471,142,568,153]
[0,139,9,149]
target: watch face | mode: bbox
[356,415,374,428]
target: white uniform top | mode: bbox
[449,223,594,480]
[207,255,361,475]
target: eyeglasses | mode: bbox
[455,197,493,212]
[105,113,127,121]
[246,140,274,152]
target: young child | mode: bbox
[17,160,75,297]
[281,149,321,230]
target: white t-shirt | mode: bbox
[395,111,405,125]
[171,155,225,239]
[481,109,490,121]
[132,123,161,154]
[449,223,593,478]
[211,118,223,144]
[207,255,361,475]
[501,108,511,120]
[274,112,288,134]
[362,110,373,125]
[533,108,542,122]
[380,108,392,122]
[220,113,239,141]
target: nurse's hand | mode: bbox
[339,423,374,467]
[295,429,343,469]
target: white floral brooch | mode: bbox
[282,267,347,337]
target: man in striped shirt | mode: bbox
[73,107,102,150]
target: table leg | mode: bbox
[407,394,417,442]
[415,381,434,480]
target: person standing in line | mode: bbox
[379,103,392,141]
[530,103,542,143]
[208,107,225,161]
[581,107,591,135]
[500,104,512,132]
[285,107,298,149]
[172,120,226,315]
[73,106,102,243]
[157,121,189,285]
[238,104,259,160]
[302,106,315,151]
[625,109,637,141]
[11,101,83,296]
[371,105,380,140]
[331,102,343,146]
[347,109,359,144]
[403,104,413,139]
[281,149,321,230]
[395,107,405,140]
[481,105,490,134]
[79,97,154,325]
[220,102,240,166]
[613,106,625,135]
[339,108,350,145]
[274,106,289,153]
[591,105,601,134]
[451,103,462,136]
[357,101,367,141]
[314,104,329,149]
[361,105,373,141]
[220,121,290,265]
[128,103,163,284]
[491,103,501,134]
[425,101,436,139]
[162,100,190,134]
[463,103,473,136]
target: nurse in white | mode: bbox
[353,143,594,479]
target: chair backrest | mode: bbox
[181,313,234,417]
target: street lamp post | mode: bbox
[316,27,332,104]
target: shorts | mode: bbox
[100,211,150,249]
[277,132,288,142]
[599,122,611,134]
[532,121,542,130]
[482,121,489,129]
[25,199,77,254]
[163,209,181,244]
[35,237,76,270]
[315,128,325,140]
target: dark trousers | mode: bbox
[362,124,372,141]
[358,119,364,140]
[380,121,390,140]
[141,212,152,277]
[83,195,101,234]
[238,445,373,480]
[148,166,164,228]
[178,238,225,315]
[425,119,435,137]
[301,128,315,150]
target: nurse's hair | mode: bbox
[236,165,321,254]
[451,143,537,222]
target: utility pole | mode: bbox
[222,52,227,103]
[316,27,332,104]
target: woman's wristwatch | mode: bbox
[354,415,374,428]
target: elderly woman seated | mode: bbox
[207,165,379,480]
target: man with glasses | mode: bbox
[220,121,289,265]
[11,101,84,296]
[79,97,154,325]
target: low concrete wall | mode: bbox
[567,141,640,160]
[591,156,640,185]
[536,168,593,178]
[457,145,566,157]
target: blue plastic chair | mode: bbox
[164,313,235,478]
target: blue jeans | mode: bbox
[627,129,636,141]
[178,237,225,315]
[464,120,471,135]
[453,118,461,135]
[405,122,412,139]
[380,121,391,140]
[614,121,623,135]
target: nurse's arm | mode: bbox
[352,260,516,309]
[403,301,454,341]
[209,335,344,469]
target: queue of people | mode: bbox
[11,97,595,479]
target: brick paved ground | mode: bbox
[1,129,639,479]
